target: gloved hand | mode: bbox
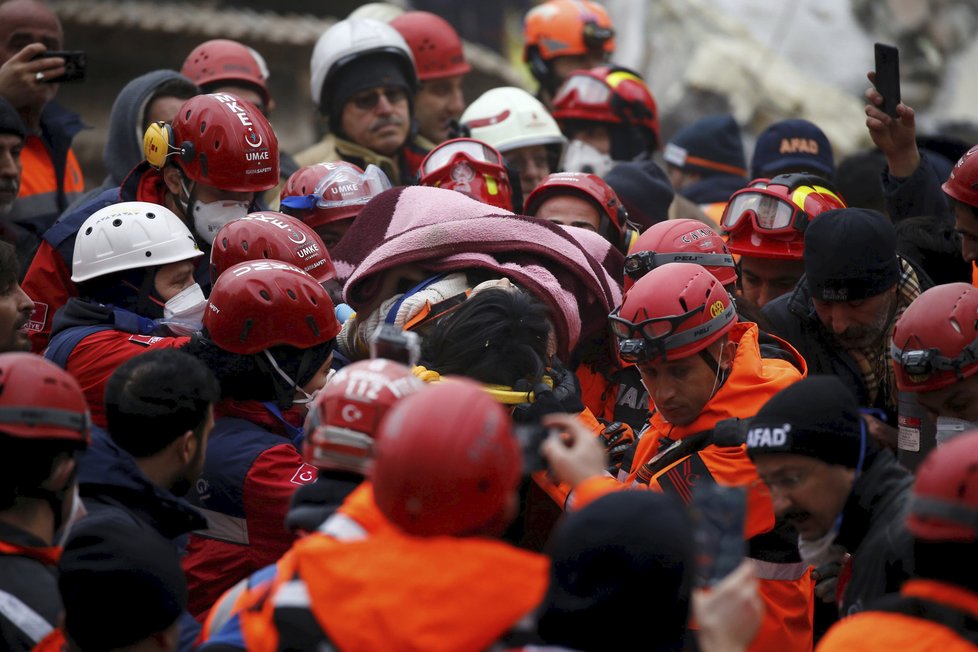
[512,361,584,423]
[597,421,636,473]
[811,559,844,604]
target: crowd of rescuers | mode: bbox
[5,0,978,650]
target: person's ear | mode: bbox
[720,339,737,373]
[161,164,183,198]
[178,430,196,465]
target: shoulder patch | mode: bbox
[128,334,165,346]
[290,464,317,486]
[26,302,48,332]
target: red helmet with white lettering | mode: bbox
[210,212,335,285]
[419,138,512,211]
[390,11,470,81]
[372,379,521,537]
[204,261,339,355]
[279,162,392,229]
[943,145,978,209]
[0,353,90,445]
[303,359,424,474]
[180,39,272,109]
[624,219,736,292]
[907,431,978,542]
[892,283,978,393]
[611,262,737,364]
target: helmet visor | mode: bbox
[722,187,808,235]
[281,164,392,212]
[552,73,612,107]
[421,139,504,177]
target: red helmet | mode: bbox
[723,174,847,260]
[180,39,272,109]
[280,162,392,229]
[523,0,614,73]
[419,138,513,211]
[943,145,978,208]
[371,378,521,537]
[624,219,736,292]
[203,261,339,355]
[390,11,470,80]
[210,212,335,285]
[611,262,738,364]
[303,359,424,474]
[524,171,626,242]
[907,431,978,542]
[891,283,978,393]
[551,66,659,151]
[168,94,279,192]
[0,353,90,445]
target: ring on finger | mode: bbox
[35,71,44,82]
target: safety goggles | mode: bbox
[280,164,391,212]
[891,339,978,377]
[349,86,408,111]
[721,185,811,235]
[552,73,612,107]
[624,250,735,281]
[421,139,504,177]
[609,302,735,364]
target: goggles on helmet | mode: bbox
[609,301,736,364]
[891,338,978,378]
[624,250,735,281]
[552,73,613,107]
[280,164,391,212]
[722,183,813,236]
[420,138,504,177]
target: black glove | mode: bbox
[598,420,636,472]
[512,361,585,423]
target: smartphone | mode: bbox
[874,43,900,118]
[513,423,551,474]
[369,323,420,366]
[32,50,86,83]
[691,483,747,586]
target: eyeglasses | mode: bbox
[624,250,735,281]
[721,185,811,236]
[421,139,504,177]
[761,465,817,493]
[349,86,408,111]
[891,339,978,377]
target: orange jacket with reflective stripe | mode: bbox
[816,579,978,651]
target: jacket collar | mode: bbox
[835,448,913,551]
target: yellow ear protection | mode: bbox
[142,121,195,170]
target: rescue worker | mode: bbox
[891,283,978,438]
[0,0,85,254]
[551,65,659,178]
[181,39,273,114]
[750,119,836,181]
[0,353,89,652]
[722,173,848,308]
[180,261,339,617]
[22,92,279,352]
[390,11,469,146]
[44,202,206,428]
[941,145,978,275]
[418,137,515,212]
[300,17,423,186]
[544,262,815,652]
[763,207,927,426]
[461,86,567,194]
[67,349,218,652]
[0,241,33,352]
[747,376,914,627]
[817,431,978,651]
[663,113,748,223]
[278,161,391,251]
[522,0,615,107]
[220,380,549,651]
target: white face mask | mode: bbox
[192,199,250,245]
[159,283,206,336]
[561,139,615,177]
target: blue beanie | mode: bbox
[663,114,746,178]
[751,119,834,180]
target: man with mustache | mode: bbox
[764,208,928,428]
[298,17,424,186]
[747,376,914,634]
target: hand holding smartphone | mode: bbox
[873,43,900,118]
[31,50,86,83]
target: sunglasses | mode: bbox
[350,86,408,111]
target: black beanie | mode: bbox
[663,114,747,179]
[746,375,863,468]
[59,526,187,649]
[804,207,900,302]
[328,53,411,130]
[605,160,675,229]
[0,96,25,140]
[538,491,692,652]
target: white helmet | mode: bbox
[309,17,417,109]
[72,201,203,283]
[462,86,567,155]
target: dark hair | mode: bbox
[834,149,887,213]
[896,215,972,286]
[143,78,199,131]
[420,288,551,387]
[0,433,82,510]
[104,349,219,458]
[0,241,18,290]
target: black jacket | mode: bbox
[835,447,915,617]
[0,522,60,651]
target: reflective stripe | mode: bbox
[750,558,810,581]
[318,513,368,541]
[273,579,311,609]
[0,588,53,643]
[195,508,249,545]
[206,577,248,638]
